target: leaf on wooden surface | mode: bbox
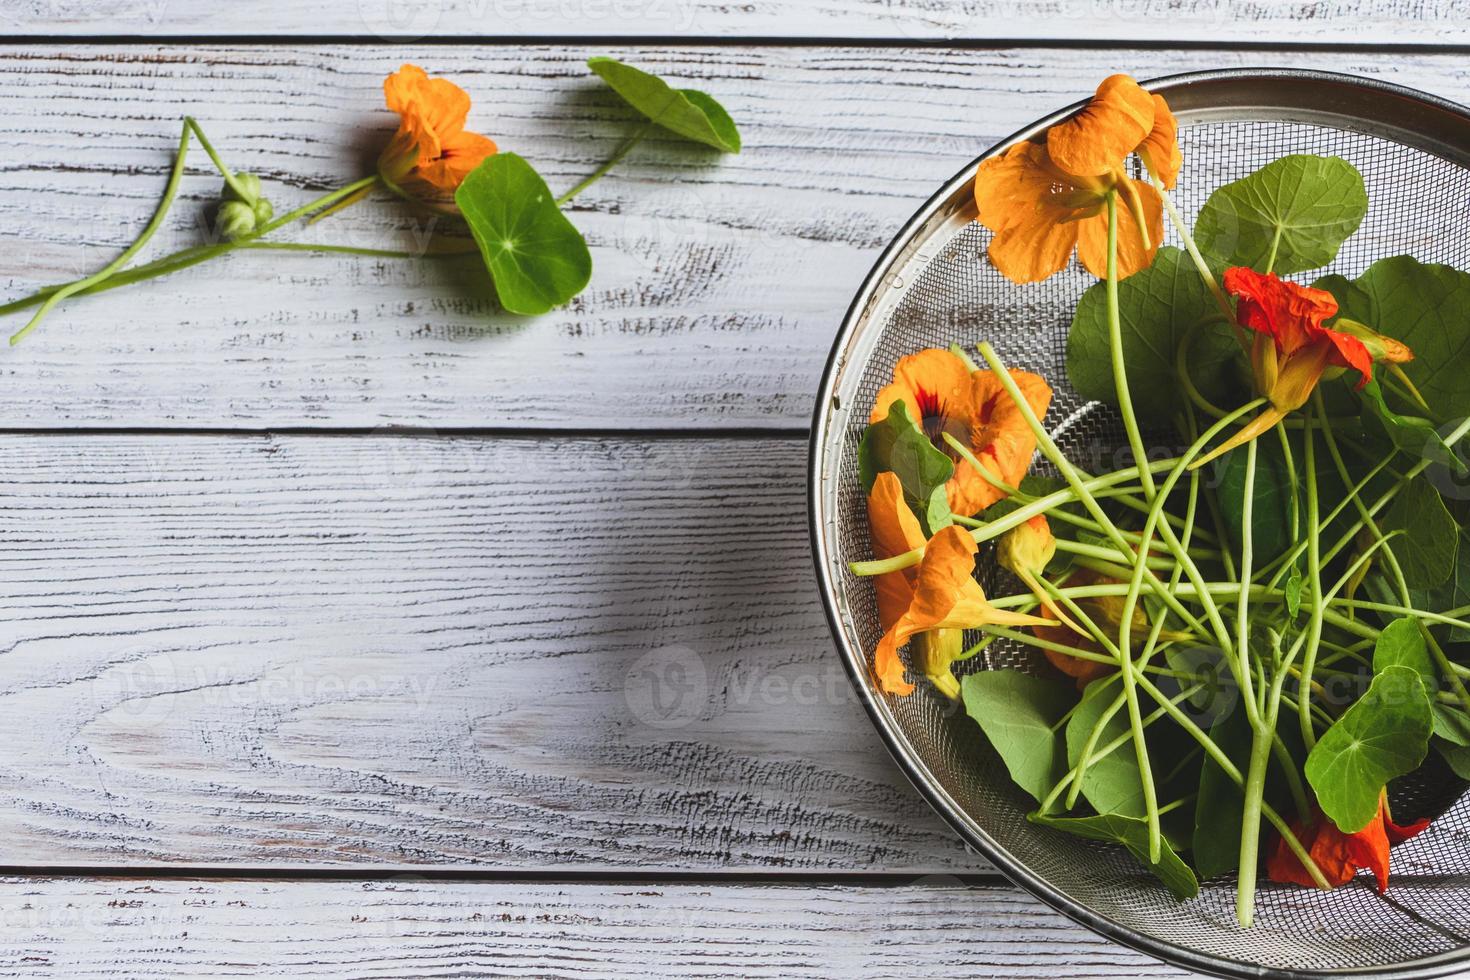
[455,153,592,315]
[587,57,741,153]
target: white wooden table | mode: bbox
[2,5,1468,976]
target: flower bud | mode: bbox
[917,628,964,700]
[223,172,264,206]
[216,173,273,242]
[216,200,259,242]
[997,514,1056,578]
[1332,317,1414,365]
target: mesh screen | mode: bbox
[827,119,1470,974]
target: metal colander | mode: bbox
[808,70,1470,979]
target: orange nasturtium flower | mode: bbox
[379,64,498,198]
[866,472,1051,695]
[1268,794,1429,894]
[973,75,1179,284]
[870,349,1053,517]
[1193,267,1397,468]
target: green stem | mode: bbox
[1264,225,1283,276]
[2,175,383,329]
[1236,718,1273,927]
[1299,411,1327,750]
[184,116,254,204]
[556,122,652,206]
[1132,671,1329,890]
[1104,191,1157,502]
[11,119,194,344]
[1152,175,1237,329]
[240,240,478,259]
[849,457,1183,576]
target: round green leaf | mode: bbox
[1306,665,1432,833]
[587,57,741,153]
[455,153,592,316]
[961,670,1072,805]
[1345,255,1470,422]
[1196,154,1367,274]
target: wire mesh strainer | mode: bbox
[808,69,1470,979]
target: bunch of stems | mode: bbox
[850,184,1470,926]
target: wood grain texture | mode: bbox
[5,46,1470,429]
[2,0,1466,44]
[0,431,993,872]
[0,876,1182,978]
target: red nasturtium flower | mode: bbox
[866,472,1050,695]
[973,75,1180,283]
[870,349,1053,517]
[379,64,498,198]
[1268,794,1429,894]
[1193,267,1377,467]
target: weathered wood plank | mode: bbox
[0,875,1182,978]
[0,431,994,871]
[5,46,1470,429]
[3,0,1466,45]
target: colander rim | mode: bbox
[807,66,1470,980]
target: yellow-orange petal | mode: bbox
[384,64,475,162]
[905,526,1050,633]
[1138,93,1182,190]
[1075,179,1164,280]
[409,130,498,193]
[866,471,926,630]
[974,141,1093,284]
[870,348,973,426]
[947,369,1052,516]
[873,629,918,696]
[987,217,1081,286]
[1046,75,1155,179]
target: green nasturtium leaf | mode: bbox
[1029,811,1200,900]
[1385,478,1459,591]
[1374,616,1470,745]
[1410,529,1470,644]
[1067,246,1241,419]
[1306,665,1433,833]
[1195,154,1367,274]
[1347,255,1470,422]
[961,670,1073,805]
[1065,676,1144,817]
[1357,378,1463,472]
[587,57,741,153]
[1373,617,1434,687]
[1440,742,1470,780]
[455,153,592,316]
[857,400,954,536]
